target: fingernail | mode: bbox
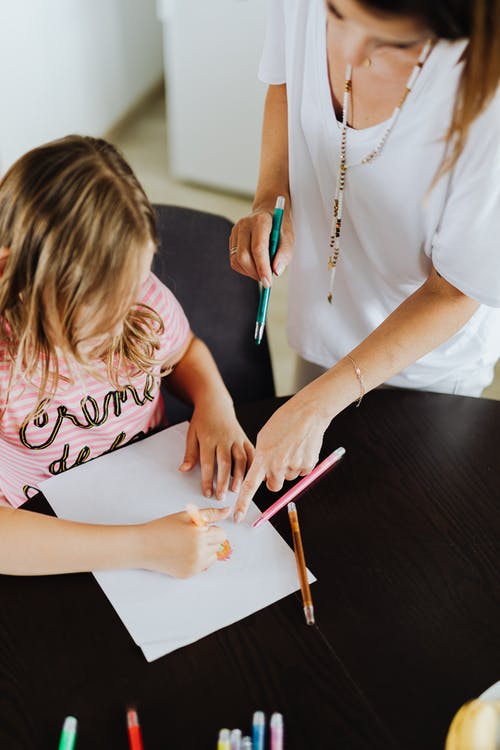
[261,277,271,289]
[232,481,241,493]
[275,262,284,277]
[204,489,212,498]
[178,462,190,471]
[234,511,243,524]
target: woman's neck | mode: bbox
[326,25,427,129]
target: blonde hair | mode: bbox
[443,0,500,176]
[0,135,165,409]
[361,0,500,175]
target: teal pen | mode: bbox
[254,196,285,345]
[58,716,78,750]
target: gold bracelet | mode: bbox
[346,355,365,407]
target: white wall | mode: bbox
[0,0,163,173]
[159,0,268,195]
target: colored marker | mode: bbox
[252,711,265,750]
[230,728,242,750]
[270,713,284,750]
[253,447,346,528]
[254,196,285,345]
[58,716,77,750]
[288,500,315,625]
[241,738,253,750]
[127,709,144,750]
[218,728,231,750]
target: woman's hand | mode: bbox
[230,264,482,523]
[139,507,231,578]
[229,207,295,287]
[233,390,331,522]
[229,83,292,285]
[179,396,254,502]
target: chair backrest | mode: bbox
[152,204,275,425]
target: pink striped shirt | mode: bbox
[0,273,190,508]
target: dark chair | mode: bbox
[152,204,275,425]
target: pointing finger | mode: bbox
[233,459,266,523]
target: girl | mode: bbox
[0,135,253,578]
[230,0,500,520]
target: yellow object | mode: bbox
[216,539,232,561]
[445,698,500,750]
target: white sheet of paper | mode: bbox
[41,423,315,661]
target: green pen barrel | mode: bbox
[257,208,283,323]
[58,716,78,750]
[254,201,284,345]
[256,287,271,325]
[269,206,284,261]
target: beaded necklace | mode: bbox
[327,39,433,303]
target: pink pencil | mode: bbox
[252,447,346,528]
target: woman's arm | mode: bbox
[233,267,479,518]
[0,503,229,577]
[316,267,479,414]
[165,335,254,501]
[229,84,294,286]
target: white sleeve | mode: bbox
[258,0,286,85]
[431,91,500,308]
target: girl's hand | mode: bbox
[233,392,331,522]
[179,397,254,501]
[139,506,231,578]
[229,207,295,287]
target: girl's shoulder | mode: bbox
[138,272,190,347]
[138,272,182,317]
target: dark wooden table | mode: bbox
[0,389,499,749]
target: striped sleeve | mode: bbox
[141,273,191,364]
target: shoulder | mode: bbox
[259,0,319,85]
[274,0,320,31]
[279,0,314,16]
[448,85,500,187]
[138,272,184,319]
[139,272,190,352]
[431,87,500,307]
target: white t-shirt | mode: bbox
[259,0,500,395]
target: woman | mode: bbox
[230,0,500,521]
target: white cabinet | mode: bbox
[158,0,268,195]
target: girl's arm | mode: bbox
[229,84,294,287]
[234,267,480,519]
[0,503,229,577]
[164,334,254,502]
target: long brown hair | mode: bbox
[0,135,165,407]
[360,0,500,174]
